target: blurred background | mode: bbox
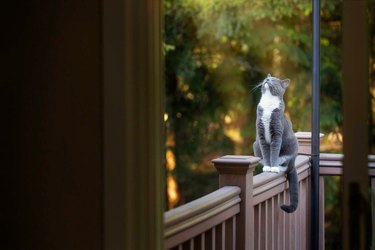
[164,0,375,248]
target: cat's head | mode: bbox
[261,73,290,97]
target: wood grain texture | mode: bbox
[164,200,240,249]
[1,1,103,249]
[103,0,164,249]
[165,188,241,238]
[252,166,311,250]
[165,186,240,228]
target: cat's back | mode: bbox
[281,115,298,151]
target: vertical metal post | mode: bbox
[311,0,320,249]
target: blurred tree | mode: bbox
[165,0,344,204]
[164,0,375,248]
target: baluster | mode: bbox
[232,216,236,250]
[267,199,272,249]
[260,202,266,250]
[221,221,225,249]
[277,193,282,250]
[254,204,259,249]
[225,217,234,250]
[284,190,289,250]
[319,176,325,250]
[300,179,307,250]
[190,239,194,250]
[272,198,275,250]
[296,201,299,250]
[297,180,302,250]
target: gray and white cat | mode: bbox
[253,74,299,213]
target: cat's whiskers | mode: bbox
[250,82,263,94]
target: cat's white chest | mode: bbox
[259,88,281,143]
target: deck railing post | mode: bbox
[212,155,260,250]
[295,132,325,250]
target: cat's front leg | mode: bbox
[271,156,288,173]
[270,133,282,173]
[259,142,271,172]
[254,140,271,171]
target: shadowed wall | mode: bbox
[1,1,164,249]
[1,1,102,249]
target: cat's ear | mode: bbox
[267,73,271,77]
[281,79,290,88]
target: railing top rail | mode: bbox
[295,131,324,140]
[252,155,311,205]
[164,186,240,228]
[253,155,310,189]
[320,153,375,176]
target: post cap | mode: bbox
[212,155,260,175]
[295,131,324,155]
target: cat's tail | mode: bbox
[280,158,298,213]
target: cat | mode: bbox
[253,74,299,213]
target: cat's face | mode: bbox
[261,74,290,97]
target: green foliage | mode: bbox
[164,0,375,248]
[164,0,346,196]
[164,0,350,247]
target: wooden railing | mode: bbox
[164,156,259,250]
[164,133,314,250]
[164,132,375,249]
[318,153,375,250]
[252,155,311,250]
[164,186,241,249]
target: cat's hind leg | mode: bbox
[277,155,291,166]
[270,155,295,173]
[253,140,262,158]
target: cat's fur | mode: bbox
[253,74,299,213]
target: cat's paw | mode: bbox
[262,166,271,172]
[270,166,280,173]
[270,166,288,173]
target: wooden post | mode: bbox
[212,155,260,250]
[295,132,323,156]
[342,0,369,249]
[103,0,164,249]
[295,132,325,250]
